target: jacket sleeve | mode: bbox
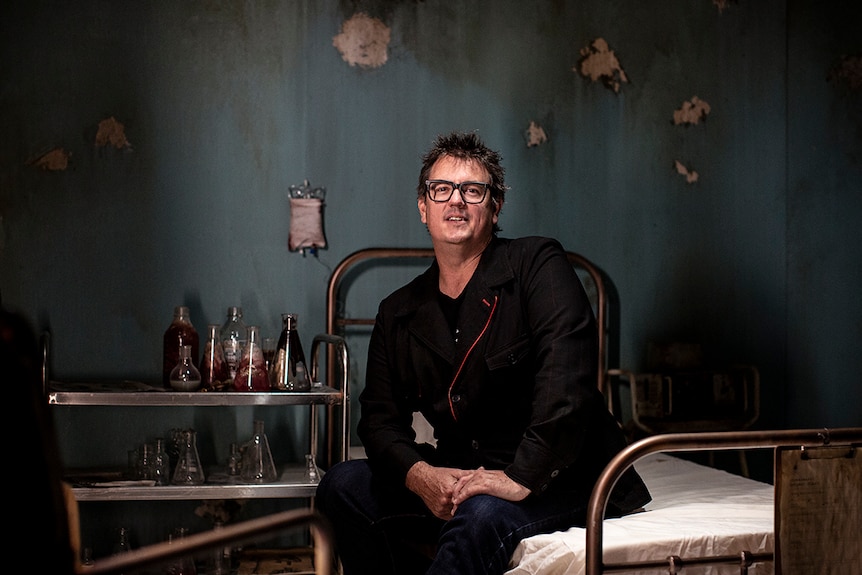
[357,302,426,483]
[504,238,602,494]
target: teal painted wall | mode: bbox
[2,0,860,549]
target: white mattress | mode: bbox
[506,453,775,575]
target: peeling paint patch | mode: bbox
[575,38,628,93]
[525,121,548,147]
[828,54,862,91]
[674,160,699,184]
[30,147,71,171]
[673,96,711,125]
[332,13,390,69]
[95,116,131,149]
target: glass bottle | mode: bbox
[227,442,242,476]
[233,325,269,391]
[163,306,199,388]
[305,453,320,482]
[164,527,197,575]
[219,306,247,385]
[152,437,171,486]
[270,313,309,391]
[240,420,277,483]
[113,526,132,554]
[169,345,202,391]
[172,429,205,485]
[200,324,230,391]
[208,522,231,575]
[138,443,155,480]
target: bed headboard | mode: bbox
[321,246,619,464]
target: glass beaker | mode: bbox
[240,420,277,484]
[200,324,230,391]
[233,325,269,391]
[152,438,171,486]
[219,306,247,385]
[172,429,205,485]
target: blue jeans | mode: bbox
[316,459,589,575]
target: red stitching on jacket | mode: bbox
[448,295,498,421]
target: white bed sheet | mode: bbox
[506,453,775,575]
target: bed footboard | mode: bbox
[585,427,862,575]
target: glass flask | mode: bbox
[164,527,197,575]
[240,420,277,484]
[270,313,309,391]
[163,306,199,388]
[233,325,269,391]
[172,429,205,485]
[113,526,132,554]
[169,345,202,391]
[227,442,242,476]
[207,522,231,575]
[200,324,230,391]
[152,438,171,486]
[138,443,155,480]
[305,453,320,482]
[219,306,247,385]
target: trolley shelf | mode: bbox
[47,380,343,407]
[67,466,321,501]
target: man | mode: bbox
[317,131,650,574]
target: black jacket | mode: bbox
[358,236,650,513]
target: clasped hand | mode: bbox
[405,461,530,520]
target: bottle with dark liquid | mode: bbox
[270,313,309,391]
[162,306,199,388]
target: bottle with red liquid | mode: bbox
[162,306,199,388]
[200,324,230,391]
[233,325,269,391]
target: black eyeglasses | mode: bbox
[425,180,491,204]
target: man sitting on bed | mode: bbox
[316,131,651,575]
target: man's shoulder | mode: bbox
[494,236,567,260]
[378,262,437,315]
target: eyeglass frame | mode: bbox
[424,179,492,204]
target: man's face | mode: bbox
[418,155,500,249]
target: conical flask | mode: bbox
[172,429,205,485]
[200,324,230,391]
[163,306,199,389]
[270,313,309,391]
[169,345,201,391]
[233,326,269,391]
[240,420,277,484]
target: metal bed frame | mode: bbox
[321,247,862,575]
[322,246,617,464]
[585,426,862,575]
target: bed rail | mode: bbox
[585,427,862,575]
[325,247,610,396]
[322,247,616,459]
